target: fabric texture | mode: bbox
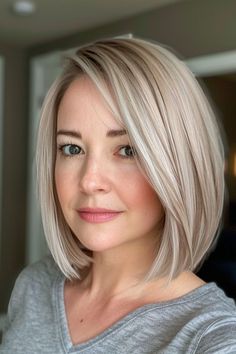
[1,255,236,354]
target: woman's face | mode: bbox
[55,77,164,254]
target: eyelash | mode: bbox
[57,144,136,159]
[58,143,82,158]
[118,145,136,159]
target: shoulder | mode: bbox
[200,282,236,314]
[2,256,63,350]
[20,254,61,280]
[192,284,236,353]
[195,315,236,353]
[153,282,236,353]
[14,254,61,290]
[7,255,62,318]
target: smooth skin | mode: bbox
[55,77,205,345]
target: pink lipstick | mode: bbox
[77,208,123,223]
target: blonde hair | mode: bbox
[36,37,225,281]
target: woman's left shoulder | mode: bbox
[195,314,236,353]
[191,282,236,353]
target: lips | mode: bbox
[77,207,123,223]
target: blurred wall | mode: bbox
[29,0,236,57]
[1,0,236,312]
[0,43,28,311]
[202,76,236,201]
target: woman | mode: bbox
[1,37,236,353]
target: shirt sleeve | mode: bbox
[1,267,30,342]
[2,256,57,344]
[195,318,236,353]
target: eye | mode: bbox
[118,145,136,158]
[59,144,82,156]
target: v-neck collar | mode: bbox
[52,272,218,353]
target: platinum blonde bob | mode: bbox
[36,37,225,281]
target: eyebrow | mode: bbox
[57,129,127,138]
[106,129,127,137]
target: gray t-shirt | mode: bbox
[1,256,236,354]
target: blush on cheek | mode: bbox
[128,173,160,206]
[55,162,73,192]
[55,173,67,208]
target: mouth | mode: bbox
[77,208,123,223]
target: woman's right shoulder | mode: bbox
[22,254,60,275]
[2,256,63,348]
[2,255,63,332]
[13,254,62,296]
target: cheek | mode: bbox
[122,170,163,213]
[54,162,72,206]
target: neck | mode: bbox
[80,237,158,301]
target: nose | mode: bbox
[79,157,111,195]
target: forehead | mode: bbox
[57,77,123,132]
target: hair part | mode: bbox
[36,37,225,281]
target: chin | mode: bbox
[77,237,123,254]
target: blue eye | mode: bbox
[119,145,135,158]
[59,144,82,156]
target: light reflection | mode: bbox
[234,153,236,177]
